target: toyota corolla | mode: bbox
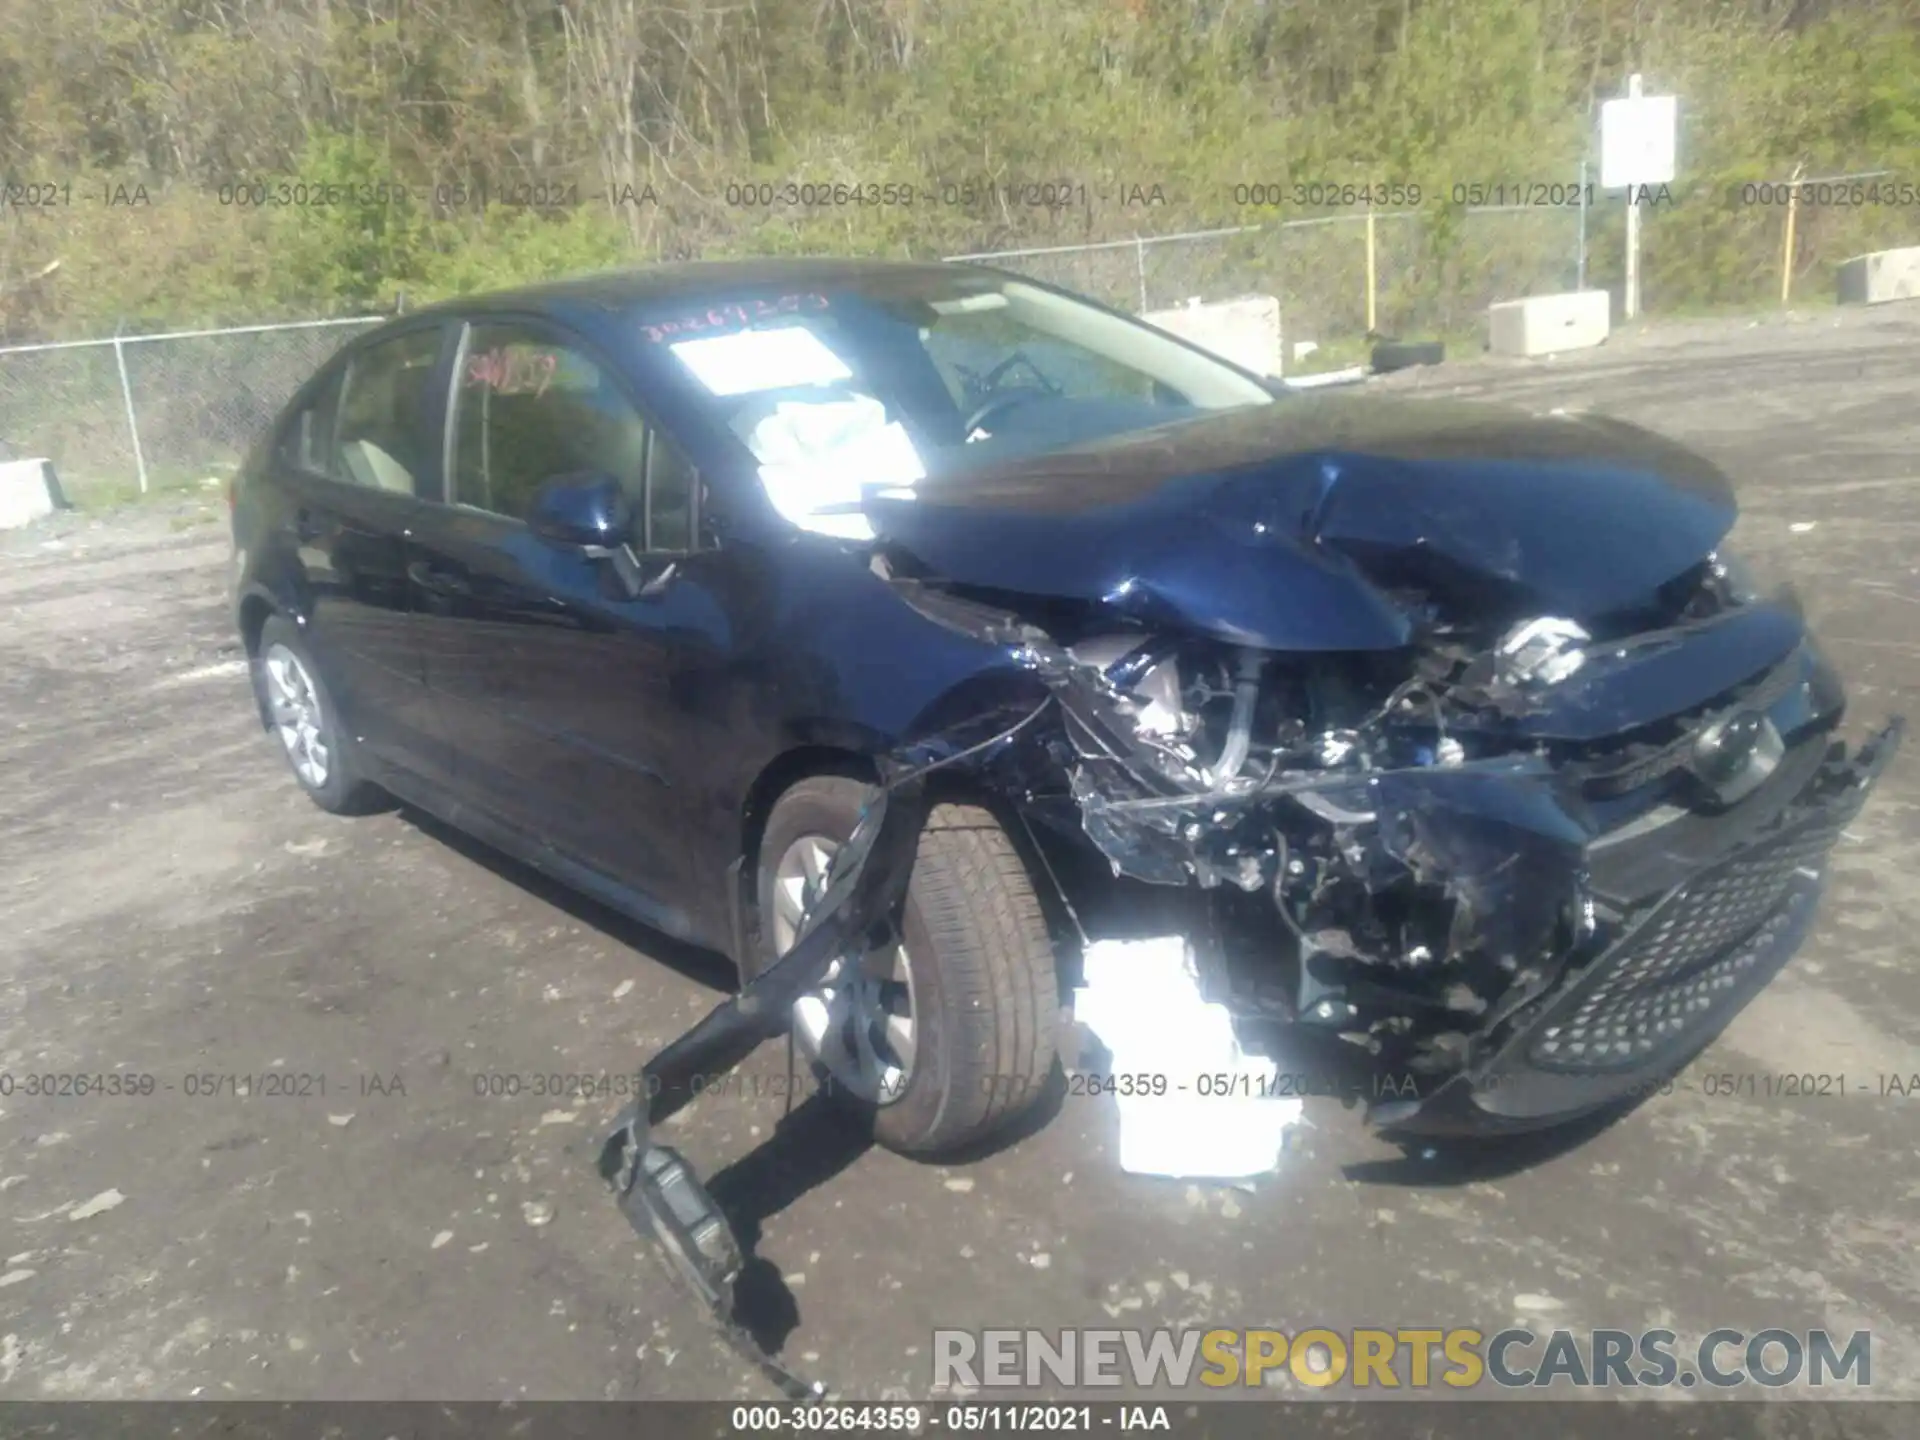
[229,258,1901,1160]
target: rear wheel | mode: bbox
[253,614,384,815]
[752,776,1062,1156]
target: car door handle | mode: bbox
[407,560,472,598]
[289,508,325,543]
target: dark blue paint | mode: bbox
[230,260,1772,967]
[1497,601,1807,742]
[864,397,1739,651]
[527,472,632,549]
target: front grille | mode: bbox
[1531,814,1840,1072]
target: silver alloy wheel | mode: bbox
[263,641,331,790]
[769,832,918,1104]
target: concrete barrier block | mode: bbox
[1487,290,1611,357]
[1837,247,1920,306]
[0,457,65,530]
[1141,294,1283,376]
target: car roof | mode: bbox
[406,258,1002,321]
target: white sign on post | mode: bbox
[1599,92,1677,190]
[1599,76,1678,321]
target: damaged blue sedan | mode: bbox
[231,257,1902,1168]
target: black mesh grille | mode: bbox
[1531,816,1839,1072]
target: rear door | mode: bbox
[408,316,712,927]
[268,322,451,776]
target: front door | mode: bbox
[408,318,715,934]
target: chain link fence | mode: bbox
[0,317,383,503]
[1376,206,1587,338]
[947,203,1591,369]
[946,173,1916,366]
[2,172,1907,507]
[0,208,1613,506]
[1606,169,1915,312]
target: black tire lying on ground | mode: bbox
[751,775,1062,1157]
[1371,339,1446,373]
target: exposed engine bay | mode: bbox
[601,628,1897,1406]
[595,393,1901,1398]
[634,387,1904,1144]
[600,542,1899,1397]
[876,546,1900,1131]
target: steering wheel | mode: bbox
[978,351,1058,395]
[962,385,1054,436]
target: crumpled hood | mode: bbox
[864,394,1737,650]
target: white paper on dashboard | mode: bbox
[670,327,854,397]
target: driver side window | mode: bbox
[450,322,649,523]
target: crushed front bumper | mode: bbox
[1369,718,1903,1138]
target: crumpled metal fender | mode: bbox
[1464,600,1809,742]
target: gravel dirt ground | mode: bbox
[2,304,1918,1417]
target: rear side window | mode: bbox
[277,369,343,475]
[332,327,445,495]
[450,321,649,523]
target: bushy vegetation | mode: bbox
[0,0,1916,340]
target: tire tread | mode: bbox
[910,803,1059,1148]
[756,778,1060,1155]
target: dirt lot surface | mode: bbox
[2,304,1919,1419]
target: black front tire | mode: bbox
[252,614,385,815]
[752,776,1063,1157]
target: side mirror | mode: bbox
[527,471,633,551]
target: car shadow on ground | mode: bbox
[1071,863,1663,1189]
[703,1092,874,1355]
[400,796,1640,1302]
[398,800,1064,1360]
[1245,1023,1658,1187]
[397,803,741,994]
[697,1066,1072,1358]
[1341,1096,1651,1188]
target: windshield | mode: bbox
[643,272,1276,538]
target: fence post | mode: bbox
[1577,158,1588,290]
[1134,236,1148,312]
[1364,208,1378,335]
[1780,162,1805,306]
[1622,73,1644,320]
[112,335,150,495]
